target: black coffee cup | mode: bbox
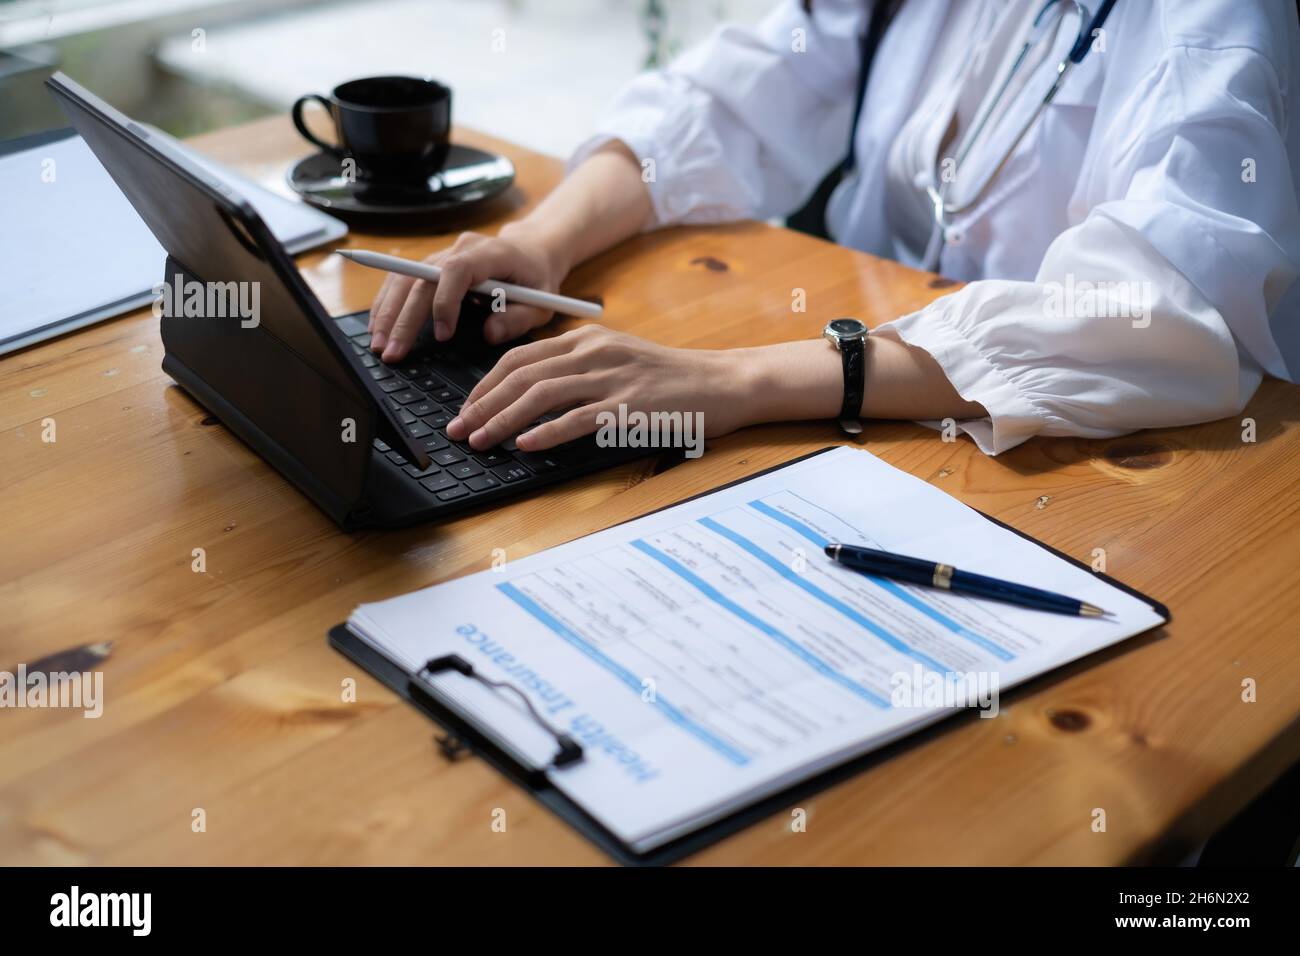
[292,76,451,181]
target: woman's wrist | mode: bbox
[498,218,573,281]
[726,334,987,428]
[501,143,650,284]
[726,340,844,428]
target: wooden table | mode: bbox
[3,116,1298,866]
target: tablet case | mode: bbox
[328,446,1171,866]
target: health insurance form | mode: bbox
[346,447,1166,852]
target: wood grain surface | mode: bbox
[2,116,1298,866]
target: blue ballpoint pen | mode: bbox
[824,543,1110,617]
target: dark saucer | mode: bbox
[287,144,515,221]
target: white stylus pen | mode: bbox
[336,248,604,319]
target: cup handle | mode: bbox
[291,94,344,156]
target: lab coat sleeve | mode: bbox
[874,44,1296,455]
[566,0,866,227]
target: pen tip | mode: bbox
[1080,602,1112,618]
[824,543,840,559]
[336,249,354,260]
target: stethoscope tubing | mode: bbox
[920,0,1120,272]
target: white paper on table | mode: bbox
[347,447,1166,852]
[0,129,345,354]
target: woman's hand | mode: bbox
[367,223,566,363]
[442,328,987,455]
[366,142,652,364]
[446,325,763,453]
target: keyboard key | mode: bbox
[385,451,408,466]
[349,332,372,348]
[500,437,518,453]
[406,421,435,439]
[432,447,466,466]
[397,408,417,425]
[359,352,378,368]
[417,434,450,453]
[411,401,440,418]
[337,314,369,337]
[373,438,391,453]
[419,473,459,493]
[423,412,453,430]
[436,485,470,502]
[493,464,530,483]
[430,386,461,404]
[378,378,405,393]
[390,389,423,405]
[415,376,443,392]
[475,449,512,468]
[369,365,395,381]
[466,474,501,493]
[515,450,562,472]
[403,462,440,478]
[448,461,484,480]
[395,362,428,380]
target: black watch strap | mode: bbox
[838,337,866,434]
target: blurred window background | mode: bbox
[0,0,769,154]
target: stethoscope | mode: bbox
[920,0,1119,271]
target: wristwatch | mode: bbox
[822,317,869,435]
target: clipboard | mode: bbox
[328,446,1170,865]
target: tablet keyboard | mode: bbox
[333,312,629,511]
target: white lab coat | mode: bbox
[570,0,1300,454]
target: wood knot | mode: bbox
[1103,440,1174,470]
[652,450,686,476]
[278,705,367,727]
[1048,708,1090,732]
[690,256,729,272]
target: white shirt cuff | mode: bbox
[874,298,1048,455]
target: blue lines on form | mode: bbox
[699,515,950,673]
[746,499,1014,662]
[629,538,889,708]
[497,581,750,765]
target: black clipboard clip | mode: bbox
[414,654,584,771]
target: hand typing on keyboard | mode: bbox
[446,325,756,453]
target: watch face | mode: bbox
[827,318,867,339]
